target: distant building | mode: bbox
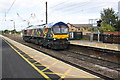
[118,1,120,20]
[67,23,94,35]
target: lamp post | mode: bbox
[10,20,16,35]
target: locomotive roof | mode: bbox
[24,22,67,30]
[26,23,53,30]
[53,22,68,27]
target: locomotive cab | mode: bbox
[50,22,69,49]
[52,22,69,40]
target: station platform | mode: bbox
[1,35,101,79]
[70,40,120,51]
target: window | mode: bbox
[53,25,68,34]
[53,25,60,33]
[61,25,68,33]
[61,27,68,33]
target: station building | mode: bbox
[67,23,97,35]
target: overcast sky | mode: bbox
[0,0,119,31]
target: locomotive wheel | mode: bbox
[38,40,43,46]
[35,39,39,44]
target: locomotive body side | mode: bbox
[22,22,69,49]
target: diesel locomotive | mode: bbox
[22,22,69,49]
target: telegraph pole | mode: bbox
[10,20,16,35]
[13,21,15,30]
[5,12,6,21]
[45,1,48,24]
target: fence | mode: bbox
[93,34,120,44]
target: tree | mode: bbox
[101,8,118,28]
[4,30,10,34]
[88,27,98,32]
[11,29,17,34]
[100,23,116,32]
[116,20,120,31]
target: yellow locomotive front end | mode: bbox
[50,22,69,49]
[52,24,69,40]
[53,34,69,39]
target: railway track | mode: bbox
[3,35,120,80]
[60,50,120,71]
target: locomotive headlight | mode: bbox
[54,38,56,40]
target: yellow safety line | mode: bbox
[58,68,71,80]
[41,67,49,72]
[33,61,39,64]
[41,61,58,72]
[3,39,51,80]
[34,64,45,66]
[44,72,58,75]
[27,58,35,61]
[22,54,29,57]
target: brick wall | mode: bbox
[103,31,120,35]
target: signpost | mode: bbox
[97,20,102,42]
[98,28,100,42]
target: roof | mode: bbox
[53,22,68,27]
[24,22,68,30]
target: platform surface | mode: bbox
[0,38,2,80]
[70,40,120,51]
[2,38,46,79]
[1,35,101,80]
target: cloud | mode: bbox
[0,0,119,31]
